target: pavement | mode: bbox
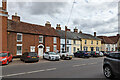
[1,57,107,79]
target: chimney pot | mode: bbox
[45,21,51,28]
[74,27,78,33]
[2,0,7,10]
[94,32,96,37]
[56,24,61,30]
[12,13,20,22]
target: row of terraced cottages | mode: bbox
[0,1,120,57]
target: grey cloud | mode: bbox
[28,2,67,16]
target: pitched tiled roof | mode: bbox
[108,36,119,44]
[7,19,59,37]
[56,30,101,40]
[97,36,115,44]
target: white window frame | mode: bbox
[17,33,22,42]
[30,46,35,52]
[46,47,50,52]
[16,44,22,55]
[53,37,57,44]
[39,36,43,43]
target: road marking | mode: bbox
[81,64,86,66]
[27,70,45,74]
[89,62,97,65]
[46,68,56,71]
[2,68,56,77]
[73,65,80,67]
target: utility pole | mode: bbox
[65,26,67,52]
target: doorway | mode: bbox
[38,44,44,57]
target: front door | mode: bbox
[91,47,94,51]
[38,48,43,57]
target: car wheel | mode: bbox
[43,56,45,59]
[62,56,66,60]
[11,58,13,62]
[104,66,114,79]
[6,61,9,65]
[49,57,51,61]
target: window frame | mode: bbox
[16,44,22,55]
[53,37,57,44]
[85,40,87,44]
[17,33,22,42]
[53,45,57,51]
[39,36,43,43]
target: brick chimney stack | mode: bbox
[79,30,82,33]
[0,0,8,51]
[2,0,7,10]
[12,13,20,22]
[74,27,78,33]
[65,26,71,31]
[56,24,61,30]
[45,21,51,28]
[94,32,96,37]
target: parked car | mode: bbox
[90,51,99,57]
[59,51,73,60]
[99,52,104,57]
[103,52,120,79]
[0,51,13,65]
[43,52,60,61]
[20,52,39,62]
[74,51,91,58]
[103,51,110,56]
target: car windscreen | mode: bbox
[49,52,57,55]
[28,53,38,56]
[0,53,7,57]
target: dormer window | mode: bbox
[17,33,22,42]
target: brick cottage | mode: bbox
[0,0,60,57]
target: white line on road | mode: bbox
[46,68,56,71]
[2,68,56,77]
[73,65,81,67]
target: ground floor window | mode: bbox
[30,46,35,52]
[83,46,88,51]
[73,47,76,52]
[53,45,57,52]
[46,47,50,52]
[96,47,99,51]
[67,47,69,52]
[17,44,22,55]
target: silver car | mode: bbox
[43,52,60,61]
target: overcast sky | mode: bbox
[1,0,120,36]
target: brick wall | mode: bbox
[7,32,60,56]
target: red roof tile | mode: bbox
[7,19,59,37]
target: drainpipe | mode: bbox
[43,36,46,52]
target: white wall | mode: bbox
[60,39,72,54]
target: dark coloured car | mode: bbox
[103,52,120,79]
[74,51,91,58]
[90,51,99,57]
[20,52,39,62]
[103,51,111,56]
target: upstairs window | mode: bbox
[73,40,76,44]
[91,41,93,44]
[85,40,87,44]
[97,41,99,45]
[17,33,22,42]
[39,36,43,43]
[67,40,69,44]
[54,37,57,44]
